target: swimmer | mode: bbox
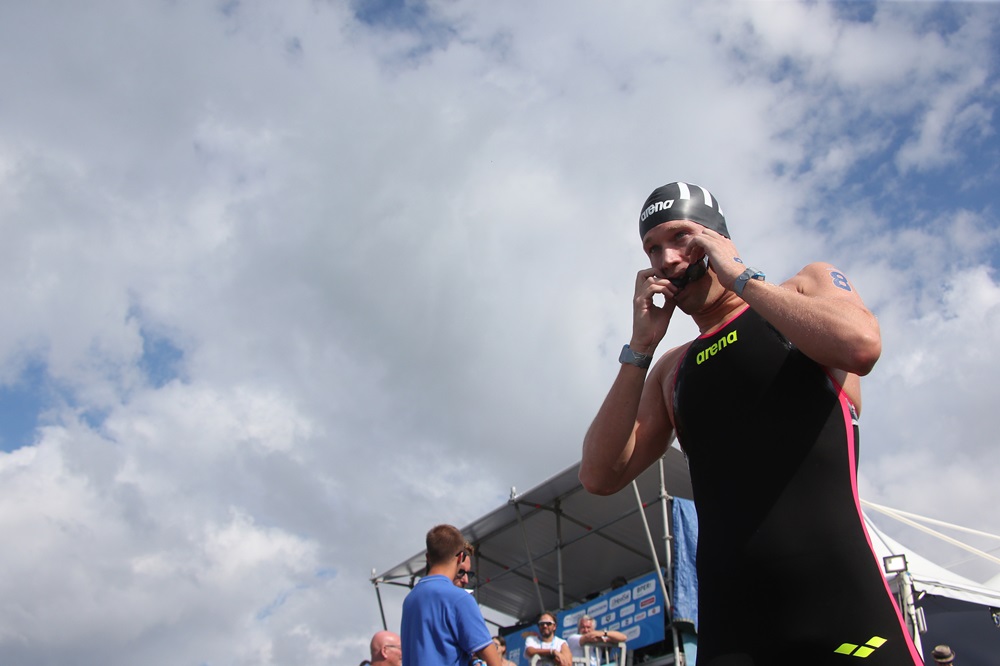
[581,181,919,664]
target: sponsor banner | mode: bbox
[501,570,666,662]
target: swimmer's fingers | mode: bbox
[690,228,745,286]
[631,269,676,351]
[635,268,678,303]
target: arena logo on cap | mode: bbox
[639,199,676,225]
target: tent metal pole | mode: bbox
[659,458,674,585]
[659,457,683,666]
[374,579,388,631]
[473,548,481,605]
[556,498,565,609]
[630,480,670,602]
[898,571,924,657]
[514,501,547,613]
[631,462,681,666]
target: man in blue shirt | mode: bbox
[402,524,501,666]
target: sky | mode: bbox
[1,0,999,664]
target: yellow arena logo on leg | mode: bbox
[834,636,887,658]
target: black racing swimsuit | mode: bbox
[672,307,921,665]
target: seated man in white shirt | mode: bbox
[564,615,627,665]
[524,612,572,666]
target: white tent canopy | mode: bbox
[865,515,1000,609]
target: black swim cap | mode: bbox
[639,181,729,239]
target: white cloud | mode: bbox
[859,264,1000,576]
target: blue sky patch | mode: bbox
[139,330,185,389]
[352,0,427,29]
[0,361,51,452]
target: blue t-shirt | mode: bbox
[401,574,493,665]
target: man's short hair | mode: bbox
[426,524,467,565]
[538,610,557,624]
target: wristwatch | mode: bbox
[733,267,765,297]
[619,344,653,369]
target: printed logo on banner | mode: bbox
[633,579,656,599]
[609,623,621,631]
[564,609,585,629]
[635,611,647,622]
[618,604,636,617]
[609,589,632,610]
[625,626,642,641]
[620,616,633,628]
[601,613,615,626]
[587,600,609,617]
[648,605,662,617]
[640,596,656,609]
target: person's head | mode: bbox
[427,525,469,567]
[639,181,728,241]
[638,181,729,293]
[453,544,476,588]
[492,635,507,656]
[370,630,402,666]
[537,611,557,639]
[931,645,955,664]
[577,615,595,634]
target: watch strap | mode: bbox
[733,267,765,297]
[619,344,653,369]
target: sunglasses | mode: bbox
[456,569,477,579]
[538,621,555,627]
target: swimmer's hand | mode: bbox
[631,267,678,354]
[688,227,746,288]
